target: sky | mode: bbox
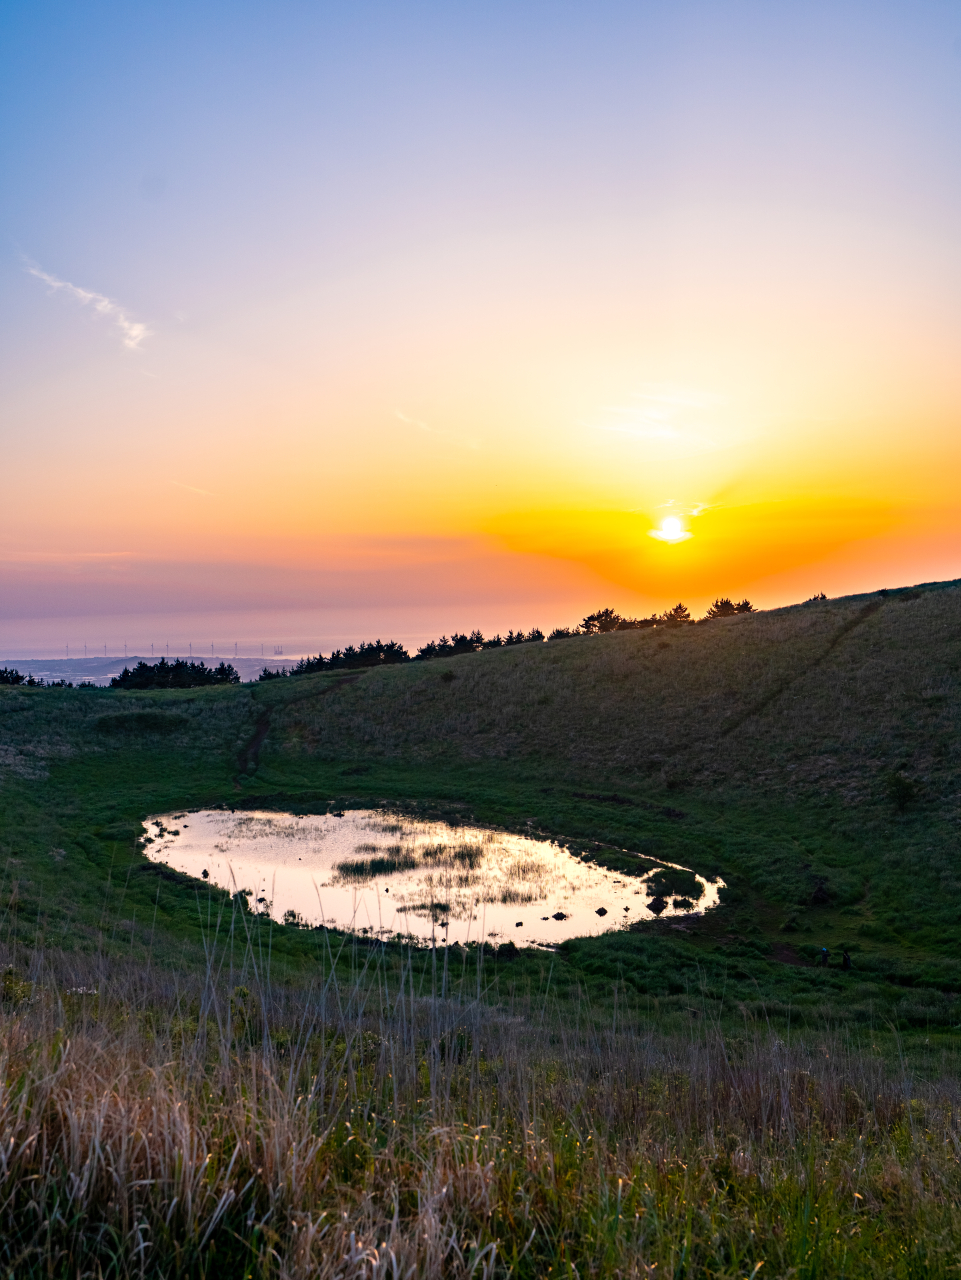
[3,1,961,656]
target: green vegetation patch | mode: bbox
[334,852,418,879]
[647,865,702,899]
[95,710,191,734]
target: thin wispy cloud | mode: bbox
[654,498,714,517]
[27,265,152,350]
[395,409,480,450]
[171,481,219,497]
[586,381,757,463]
[585,386,731,453]
[0,550,135,563]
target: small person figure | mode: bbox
[842,950,852,970]
[820,946,829,967]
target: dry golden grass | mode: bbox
[0,933,957,1277]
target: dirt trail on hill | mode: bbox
[237,676,362,775]
[718,600,884,737]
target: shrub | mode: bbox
[884,771,917,811]
[0,669,46,686]
[581,608,622,634]
[616,615,657,630]
[660,602,692,625]
[111,658,240,689]
[705,597,738,618]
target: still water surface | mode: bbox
[145,810,723,947]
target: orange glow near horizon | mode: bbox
[484,492,907,604]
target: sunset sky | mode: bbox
[3,2,961,655]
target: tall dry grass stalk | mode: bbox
[0,918,958,1277]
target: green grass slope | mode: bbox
[265,582,956,803]
[6,580,961,1277]
[2,578,961,1036]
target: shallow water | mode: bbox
[145,810,723,947]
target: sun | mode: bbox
[649,515,693,544]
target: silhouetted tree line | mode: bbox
[110,658,240,690]
[0,598,757,692]
[257,629,552,680]
[256,600,757,681]
[416,628,545,659]
[0,669,73,687]
[300,639,411,673]
[576,598,753,634]
[705,597,756,617]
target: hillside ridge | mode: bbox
[252,578,961,813]
[2,573,961,976]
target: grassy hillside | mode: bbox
[4,580,961,1275]
[1,579,961,1015]
[264,582,957,803]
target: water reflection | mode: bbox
[145,810,723,946]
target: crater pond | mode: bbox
[145,810,724,946]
